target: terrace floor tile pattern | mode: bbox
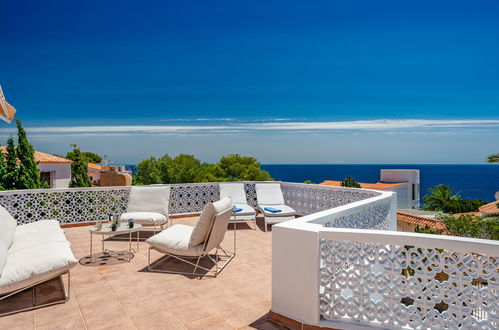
[0,216,285,330]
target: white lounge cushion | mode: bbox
[219,183,247,204]
[0,244,7,277]
[14,219,61,235]
[189,197,232,247]
[119,212,167,226]
[127,186,170,216]
[232,203,256,216]
[259,204,296,217]
[147,224,204,257]
[255,183,285,205]
[0,241,77,295]
[0,205,17,249]
[10,221,68,253]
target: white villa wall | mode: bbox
[37,163,71,188]
[88,168,101,185]
[381,169,420,209]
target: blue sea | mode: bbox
[126,164,499,202]
[261,164,499,202]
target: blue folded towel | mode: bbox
[233,207,243,213]
[264,207,282,213]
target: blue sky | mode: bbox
[1,1,498,164]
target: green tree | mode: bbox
[15,119,41,189]
[487,153,499,163]
[303,180,314,184]
[66,151,102,164]
[0,147,6,190]
[133,155,172,185]
[340,177,361,188]
[167,154,203,183]
[69,145,92,187]
[218,154,271,181]
[3,136,18,189]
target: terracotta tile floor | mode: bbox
[0,217,283,330]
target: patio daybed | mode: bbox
[0,205,77,316]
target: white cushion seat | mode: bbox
[259,204,296,217]
[146,224,204,257]
[10,220,69,252]
[232,203,256,216]
[119,212,167,226]
[0,218,77,295]
[0,241,77,295]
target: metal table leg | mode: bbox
[90,233,93,263]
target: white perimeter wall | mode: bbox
[37,163,71,188]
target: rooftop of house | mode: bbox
[397,210,447,231]
[320,180,406,190]
[479,200,499,215]
[0,216,276,329]
[87,163,102,171]
[0,146,71,164]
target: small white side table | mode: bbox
[89,223,143,263]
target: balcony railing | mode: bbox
[272,189,499,329]
[0,181,381,225]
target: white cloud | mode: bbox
[1,119,498,136]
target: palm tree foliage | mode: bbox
[423,184,487,213]
[487,153,499,163]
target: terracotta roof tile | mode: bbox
[320,180,406,190]
[479,200,499,215]
[397,212,447,231]
[0,146,71,163]
[87,163,102,170]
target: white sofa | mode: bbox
[0,205,77,315]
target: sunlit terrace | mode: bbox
[0,182,497,329]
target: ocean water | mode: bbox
[261,164,499,202]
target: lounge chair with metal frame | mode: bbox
[146,197,235,277]
[255,183,296,232]
[219,182,257,230]
[119,185,171,234]
[0,206,77,316]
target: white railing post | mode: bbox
[272,220,322,325]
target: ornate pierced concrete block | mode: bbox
[320,239,498,329]
[281,183,379,215]
[324,202,391,230]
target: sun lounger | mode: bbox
[255,183,296,231]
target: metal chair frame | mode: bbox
[0,270,71,317]
[147,207,235,278]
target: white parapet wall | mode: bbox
[272,190,396,326]
[272,187,499,329]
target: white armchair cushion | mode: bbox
[219,183,247,204]
[127,186,170,216]
[119,212,167,226]
[255,183,285,205]
[147,224,204,257]
[189,197,232,247]
[0,205,17,249]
